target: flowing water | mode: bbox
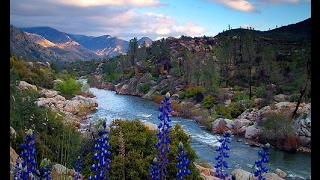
[87,87,311,179]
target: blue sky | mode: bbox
[10,0,311,41]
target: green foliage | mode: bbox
[228,103,246,118]
[61,60,102,77]
[182,86,204,99]
[255,84,267,98]
[233,91,250,102]
[202,95,217,109]
[105,73,119,82]
[10,53,56,89]
[54,77,83,97]
[214,102,246,119]
[215,104,232,119]
[10,84,82,168]
[79,119,202,179]
[107,119,158,179]
[150,71,158,81]
[129,37,139,66]
[289,93,301,102]
[58,70,73,81]
[125,70,135,79]
[141,83,151,94]
[233,85,243,91]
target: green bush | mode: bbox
[141,83,151,94]
[81,119,202,180]
[185,86,204,98]
[215,104,232,119]
[255,84,267,98]
[228,102,246,118]
[106,73,119,82]
[289,93,300,102]
[202,95,217,109]
[54,78,82,97]
[125,70,135,79]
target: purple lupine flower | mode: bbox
[150,92,172,180]
[254,143,270,180]
[176,142,190,180]
[150,157,160,180]
[214,131,231,179]
[74,156,82,180]
[88,121,111,180]
[18,129,40,180]
[38,158,52,180]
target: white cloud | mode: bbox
[224,0,257,12]
[207,0,258,12]
[156,28,171,35]
[173,22,207,35]
[43,0,162,7]
[10,0,209,40]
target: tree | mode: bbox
[128,37,138,66]
[137,40,148,63]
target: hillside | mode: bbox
[10,25,69,63]
[215,17,311,42]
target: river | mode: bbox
[87,87,311,180]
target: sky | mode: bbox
[10,0,311,41]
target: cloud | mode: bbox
[206,0,310,12]
[138,13,207,39]
[10,0,209,40]
[257,0,299,4]
[40,0,164,7]
[206,0,258,12]
[173,22,207,35]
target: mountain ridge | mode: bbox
[11,25,153,62]
[10,17,310,62]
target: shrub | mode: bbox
[202,95,216,109]
[54,77,83,98]
[228,102,246,118]
[215,104,232,119]
[184,86,204,99]
[141,83,151,94]
[255,84,267,98]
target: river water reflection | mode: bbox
[88,87,311,179]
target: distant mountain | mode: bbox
[19,26,74,44]
[11,25,153,62]
[138,37,153,47]
[10,25,69,63]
